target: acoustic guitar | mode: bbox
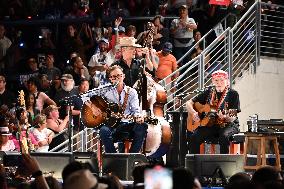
[187,102,237,132]
[81,95,158,128]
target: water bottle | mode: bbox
[251,114,258,132]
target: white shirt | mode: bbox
[33,128,53,152]
[171,17,196,47]
[0,140,15,151]
[88,51,114,67]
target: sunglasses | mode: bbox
[109,74,123,79]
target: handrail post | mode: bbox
[198,54,204,89]
[255,1,261,71]
[228,29,233,88]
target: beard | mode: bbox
[61,80,75,92]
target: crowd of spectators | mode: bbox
[0,153,283,189]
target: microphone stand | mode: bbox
[138,54,149,111]
[60,98,74,155]
[175,89,205,167]
[176,93,187,167]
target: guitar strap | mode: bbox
[121,87,130,114]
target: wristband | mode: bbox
[32,170,43,178]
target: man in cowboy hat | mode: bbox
[186,70,240,154]
[112,37,156,87]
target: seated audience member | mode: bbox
[12,107,38,152]
[0,75,16,109]
[25,93,40,123]
[88,38,114,87]
[64,56,90,85]
[26,77,56,112]
[32,114,54,152]
[43,105,68,151]
[40,53,61,81]
[0,126,15,151]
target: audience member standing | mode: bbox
[171,5,197,66]
[155,42,178,85]
[0,25,12,73]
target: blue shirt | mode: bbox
[104,84,141,118]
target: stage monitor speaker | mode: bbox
[103,153,148,181]
[185,154,244,184]
[1,152,72,180]
[31,152,73,179]
[72,152,99,173]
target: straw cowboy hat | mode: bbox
[116,37,142,48]
[64,169,108,189]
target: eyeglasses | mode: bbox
[109,74,123,79]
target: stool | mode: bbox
[243,132,281,170]
[200,138,243,154]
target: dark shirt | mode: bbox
[192,87,241,112]
[112,59,141,87]
[192,87,241,126]
[71,88,85,131]
[0,89,16,109]
[40,66,61,81]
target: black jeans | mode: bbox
[188,123,239,154]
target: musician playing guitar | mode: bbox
[99,65,148,153]
[186,70,241,154]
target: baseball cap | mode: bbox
[162,42,173,53]
[61,74,73,80]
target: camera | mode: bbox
[38,54,46,67]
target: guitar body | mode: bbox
[187,102,215,132]
[81,95,158,128]
[187,102,237,132]
[81,95,109,128]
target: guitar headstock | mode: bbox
[18,90,26,107]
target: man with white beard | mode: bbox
[54,74,77,118]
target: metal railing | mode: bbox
[50,1,284,152]
[49,128,99,153]
[159,1,284,112]
[176,13,238,65]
